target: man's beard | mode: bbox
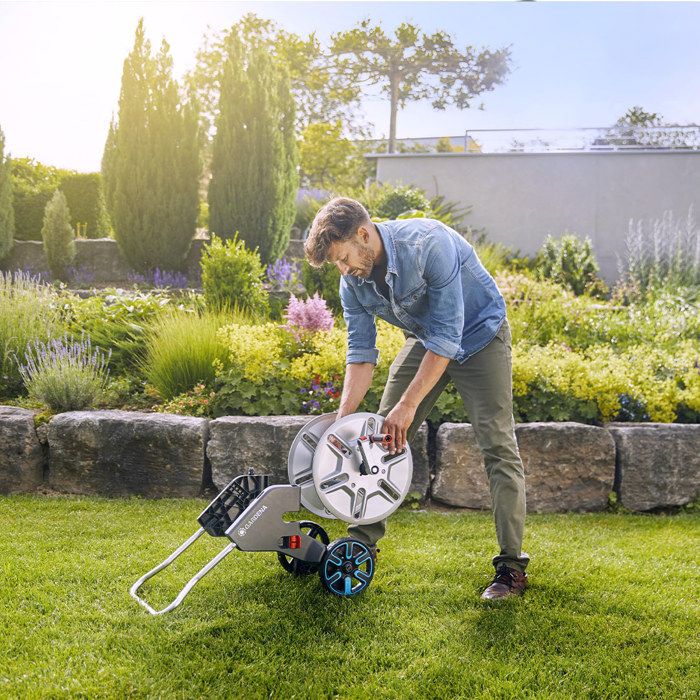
[351,241,376,278]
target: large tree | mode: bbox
[107,19,200,272]
[208,31,298,264]
[185,13,368,140]
[0,126,14,261]
[329,19,512,153]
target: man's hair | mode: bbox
[304,197,371,268]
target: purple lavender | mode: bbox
[266,257,300,290]
[16,331,112,411]
[15,267,51,284]
[66,265,96,287]
[284,293,334,338]
[126,268,189,289]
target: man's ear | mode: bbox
[357,225,370,244]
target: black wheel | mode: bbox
[277,520,330,575]
[319,538,374,597]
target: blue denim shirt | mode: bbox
[340,218,506,365]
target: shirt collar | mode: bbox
[356,221,397,285]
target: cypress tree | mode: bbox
[0,126,14,261]
[208,33,298,264]
[41,190,75,280]
[100,115,118,223]
[109,19,200,272]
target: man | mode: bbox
[304,197,529,600]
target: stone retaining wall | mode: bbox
[0,235,305,286]
[0,407,698,512]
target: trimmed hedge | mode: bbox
[59,173,111,239]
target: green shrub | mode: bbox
[16,331,111,412]
[61,287,185,377]
[0,271,63,397]
[535,233,607,297]
[200,233,269,317]
[498,272,700,353]
[10,157,72,241]
[58,173,111,239]
[139,307,233,400]
[41,190,76,280]
[300,259,342,316]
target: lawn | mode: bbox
[1,495,698,699]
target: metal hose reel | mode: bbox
[289,412,413,525]
[130,412,413,613]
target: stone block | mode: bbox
[48,410,208,497]
[0,406,45,493]
[433,422,616,513]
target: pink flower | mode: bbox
[284,293,334,338]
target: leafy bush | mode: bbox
[41,190,76,280]
[156,382,218,417]
[58,172,111,239]
[209,318,404,417]
[61,288,183,377]
[535,233,607,297]
[200,233,269,317]
[300,260,342,316]
[10,157,72,241]
[498,272,700,353]
[138,307,232,401]
[0,271,63,397]
[16,331,111,412]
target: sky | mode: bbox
[1,0,699,172]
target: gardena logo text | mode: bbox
[237,505,268,537]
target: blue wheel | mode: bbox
[320,538,374,597]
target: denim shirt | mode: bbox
[340,218,507,365]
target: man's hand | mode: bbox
[382,400,417,454]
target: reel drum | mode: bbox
[312,413,413,525]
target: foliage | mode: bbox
[156,382,218,417]
[185,12,366,140]
[0,125,14,261]
[618,205,700,300]
[210,317,402,417]
[299,121,368,191]
[300,259,342,316]
[41,190,76,280]
[109,19,200,272]
[0,271,64,397]
[58,172,111,239]
[330,19,511,151]
[535,233,607,297]
[138,307,231,400]
[200,233,270,317]
[207,31,298,264]
[294,189,331,232]
[9,157,72,241]
[61,287,182,377]
[16,331,111,412]
[498,272,699,353]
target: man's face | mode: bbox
[328,231,376,278]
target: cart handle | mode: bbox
[129,527,237,615]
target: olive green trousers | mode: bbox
[348,318,530,573]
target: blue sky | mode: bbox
[1,1,698,172]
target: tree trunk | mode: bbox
[388,75,398,154]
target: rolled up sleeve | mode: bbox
[340,277,380,365]
[421,230,464,360]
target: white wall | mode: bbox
[373,151,700,282]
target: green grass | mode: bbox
[1,496,698,699]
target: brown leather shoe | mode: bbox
[480,566,528,600]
